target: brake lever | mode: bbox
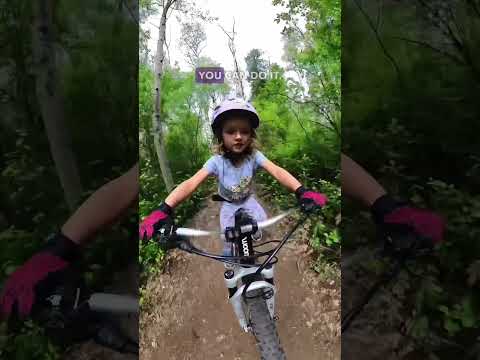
[155,224,196,252]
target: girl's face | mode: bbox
[221,117,253,154]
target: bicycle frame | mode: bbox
[222,209,278,331]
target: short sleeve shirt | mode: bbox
[203,150,268,202]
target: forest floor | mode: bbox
[139,196,341,360]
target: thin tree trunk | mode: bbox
[153,0,175,192]
[219,20,245,98]
[32,0,83,210]
[231,44,244,98]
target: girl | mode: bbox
[139,98,328,255]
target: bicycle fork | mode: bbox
[224,265,276,332]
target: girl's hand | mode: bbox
[371,194,445,248]
[295,186,328,213]
[139,202,174,240]
[0,233,80,319]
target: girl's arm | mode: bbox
[341,153,386,206]
[61,163,139,245]
[261,159,302,192]
[164,168,210,208]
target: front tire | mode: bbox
[246,289,286,360]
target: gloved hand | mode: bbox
[139,202,174,241]
[0,232,81,319]
[371,194,445,251]
[295,186,328,213]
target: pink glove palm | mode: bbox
[372,194,445,247]
[0,233,79,319]
[0,254,68,318]
[295,186,328,213]
[139,202,173,240]
[384,207,445,245]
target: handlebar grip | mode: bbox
[175,228,211,237]
[88,293,139,314]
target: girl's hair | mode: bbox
[213,112,261,166]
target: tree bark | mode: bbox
[153,0,175,192]
[32,0,83,211]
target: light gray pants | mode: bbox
[220,196,267,256]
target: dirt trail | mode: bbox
[341,249,416,360]
[140,198,340,360]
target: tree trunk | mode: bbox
[32,0,83,211]
[153,0,175,192]
[219,21,245,98]
[231,46,245,98]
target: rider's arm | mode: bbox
[341,153,387,207]
[261,159,302,192]
[164,168,210,208]
[61,163,139,245]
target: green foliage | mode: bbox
[438,295,479,336]
[343,127,480,351]
[1,129,66,234]
[273,0,341,133]
[226,0,342,280]
[0,229,40,282]
[0,321,60,360]
[139,239,166,278]
[309,178,340,271]
[244,49,269,98]
[342,1,480,353]
[59,0,138,172]
[404,180,480,344]
[139,65,222,284]
[257,158,340,274]
[0,2,138,357]
[313,253,340,284]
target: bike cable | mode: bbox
[180,242,279,268]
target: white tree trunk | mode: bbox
[32,0,83,211]
[153,0,175,192]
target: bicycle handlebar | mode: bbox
[154,208,313,272]
[174,209,295,240]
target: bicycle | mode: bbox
[156,207,313,360]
